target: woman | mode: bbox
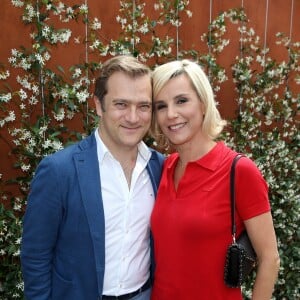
[150,60,280,300]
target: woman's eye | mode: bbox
[155,103,167,111]
[177,97,188,104]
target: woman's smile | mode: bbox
[168,122,187,131]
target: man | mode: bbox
[21,55,164,300]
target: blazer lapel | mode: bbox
[147,150,164,196]
[73,135,105,277]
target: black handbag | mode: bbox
[224,154,258,288]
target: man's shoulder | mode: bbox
[42,133,95,163]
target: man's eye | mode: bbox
[115,102,127,109]
[139,104,151,112]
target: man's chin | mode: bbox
[120,136,144,148]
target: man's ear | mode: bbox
[93,95,103,117]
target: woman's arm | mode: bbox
[245,212,280,300]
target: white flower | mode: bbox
[17,75,31,89]
[42,25,51,38]
[0,93,12,103]
[53,2,65,15]
[16,281,24,291]
[90,18,101,30]
[154,3,160,10]
[52,140,63,151]
[186,10,193,18]
[264,119,272,126]
[8,56,17,64]
[248,28,255,36]
[21,164,30,172]
[39,125,48,136]
[59,87,70,101]
[73,68,82,78]
[20,58,31,70]
[66,6,74,16]
[11,0,24,7]
[42,139,52,149]
[267,70,275,78]
[116,15,127,26]
[19,89,28,100]
[170,19,181,27]
[90,39,101,50]
[58,29,72,43]
[0,70,10,80]
[6,111,16,123]
[32,84,39,94]
[138,23,149,34]
[11,48,20,56]
[29,95,39,105]
[53,108,65,121]
[24,3,35,19]
[74,36,81,44]
[35,53,45,65]
[79,4,88,14]
[76,90,89,103]
[44,51,51,61]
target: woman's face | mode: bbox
[153,74,205,147]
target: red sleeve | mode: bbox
[234,156,271,221]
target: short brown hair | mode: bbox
[94,55,151,110]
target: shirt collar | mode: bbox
[194,141,226,171]
[167,142,227,172]
[94,129,151,165]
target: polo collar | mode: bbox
[167,142,227,172]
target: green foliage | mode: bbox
[0,200,23,298]
[0,1,299,299]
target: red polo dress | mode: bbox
[151,142,270,300]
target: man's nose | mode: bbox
[125,106,139,123]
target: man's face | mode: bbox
[94,71,152,153]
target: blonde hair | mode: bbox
[151,59,226,150]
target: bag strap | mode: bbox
[230,154,245,242]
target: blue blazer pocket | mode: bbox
[52,267,74,299]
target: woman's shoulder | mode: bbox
[234,154,261,172]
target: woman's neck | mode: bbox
[176,139,217,165]
[173,139,217,191]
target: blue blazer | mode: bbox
[21,132,164,300]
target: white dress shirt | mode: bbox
[95,130,154,296]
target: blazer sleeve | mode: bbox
[21,155,63,300]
